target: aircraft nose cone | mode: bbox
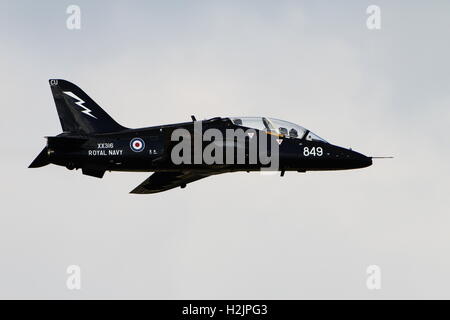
[352,151,372,168]
[361,155,372,168]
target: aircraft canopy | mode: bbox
[229,117,328,142]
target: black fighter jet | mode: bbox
[29,79,376,194]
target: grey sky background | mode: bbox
[0,0,449,299]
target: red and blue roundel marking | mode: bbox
[130,138,145,152]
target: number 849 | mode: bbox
[303,146,323,157]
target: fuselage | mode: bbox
[47,117,372,177]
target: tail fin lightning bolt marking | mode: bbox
[63,91,98,119]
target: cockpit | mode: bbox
[228,117,328,143]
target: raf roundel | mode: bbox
[130,138,145,152]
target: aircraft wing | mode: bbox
[130,171,221,194]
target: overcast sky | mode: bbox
[1,0,449,299]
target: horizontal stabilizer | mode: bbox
[29,147,50,168]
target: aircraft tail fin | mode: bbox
[48,79,126,134]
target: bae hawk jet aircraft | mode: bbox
[29,79,377,194]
